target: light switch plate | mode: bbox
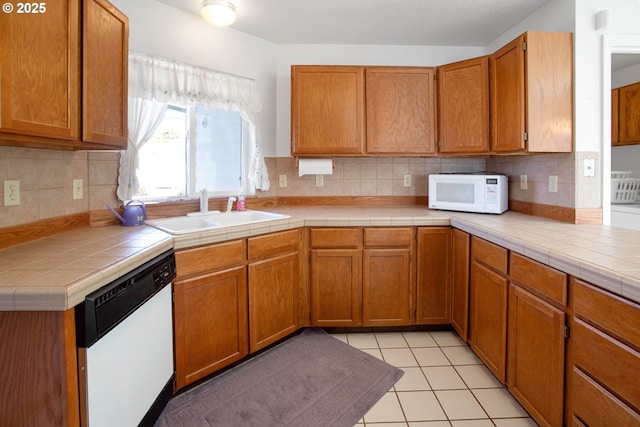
[520,175,528,190]
[403,175,411,187]
[279,175,287,188]
[549,175,558,193]
[73,179,83,200]
[583,159,595,177]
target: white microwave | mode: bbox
[428,173,508,214]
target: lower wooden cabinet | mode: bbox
[450,228,470,341]
[173,266,248,389]
[416,227,451,324]
[309,227,414,327]
[507,284,565,427]
[248,230,300,352]
[469,237,508,383]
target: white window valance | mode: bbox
[128,51,262,113]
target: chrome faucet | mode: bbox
[226,196,237,212]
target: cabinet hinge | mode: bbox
[523,131,528,142]
[564,324,570,339]
[522,41,527,51]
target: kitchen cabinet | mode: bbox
[291,66,365,156]
[490,31,573,153]
[612,88,620,145]
[615,81,640,145]
[0,0,128,150]
[437,56,491,154]
[363,228,413,325]
[247,230,300,352]
[0,310,80,427]
[450,228,470,341]
[469,236,508,382]
[291,65,437,156]
[568,278,640,426]
[416,227,451,324]
[508,253,567,427]
[366,67,437,155]
[309,228,362,326]
[173,240,248,389]
[309,227,414,326]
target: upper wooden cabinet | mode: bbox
[291,65,436,156]
[366,67,436,155]
[437,57,490,154]
[491,31,573,153]
[0,0,128,150]
[614,81,640,146]
[291,66,365,156]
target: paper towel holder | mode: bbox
[295,157,335,171]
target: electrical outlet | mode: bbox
[520,175,528,190]
[73,179,83,200]
[403,174,412,187]
[315,174,324,187]
[4,180,20,206]
[279,175,287,188]
[549,175,558,193]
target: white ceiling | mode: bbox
[154,0,551,46]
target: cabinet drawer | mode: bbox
[571,367,640,427]
[248,229,299,261]
[572,318,640,411]
[364,228,412,247]
[573,279,640,349]
[510,253,567,305]
[471,236,507,274]
[310,228,361,248]
[175,240,246,278]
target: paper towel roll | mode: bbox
[298,158,333,177]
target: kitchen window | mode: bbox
[135,104,246,200]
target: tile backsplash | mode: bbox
[0,146,599,229]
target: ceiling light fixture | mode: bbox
[201,0,236,27]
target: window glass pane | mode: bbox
[193,106,242,194]
[136,107,187,198]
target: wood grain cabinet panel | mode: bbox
[174,267,248,389]
[510,252,567,305]
[617,81,640,145]
[0,0,128,150]
[491,31,573,153]
[450,228,470,341]
[363,248,411,325]
[508,284,565,427]
[0,0,80,140]
[437,56,490,154]
[291,66,365,155]
[612,88,620,145]
[416,227,451,324]
[82,0,128,148]
[366,67,437,154]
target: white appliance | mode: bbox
[428,173,508,214]
[76,250,176,427]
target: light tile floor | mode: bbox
[330,330,538,427]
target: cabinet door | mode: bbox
[174,267,248,389]
[491,34,526,153]
[83,0,128,148]
[450,229,470,341]
[437,57,490,154]
[365,67,436,154]
[508,284,565,427]
[363,248,411,325]
[291,66,365,155]
[248,253,299,353]
[310,249,362,326]
[470,261,507,382]
[612,88,620,145]
[619,82,640,144]
[0,0,80,140]
[416,227,451,324]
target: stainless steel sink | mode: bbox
[145,210,291,235]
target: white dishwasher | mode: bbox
[76,250,176,427]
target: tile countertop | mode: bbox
[0,225,173,311]
[1,206,639,311]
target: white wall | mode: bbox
[109,0,279,156]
